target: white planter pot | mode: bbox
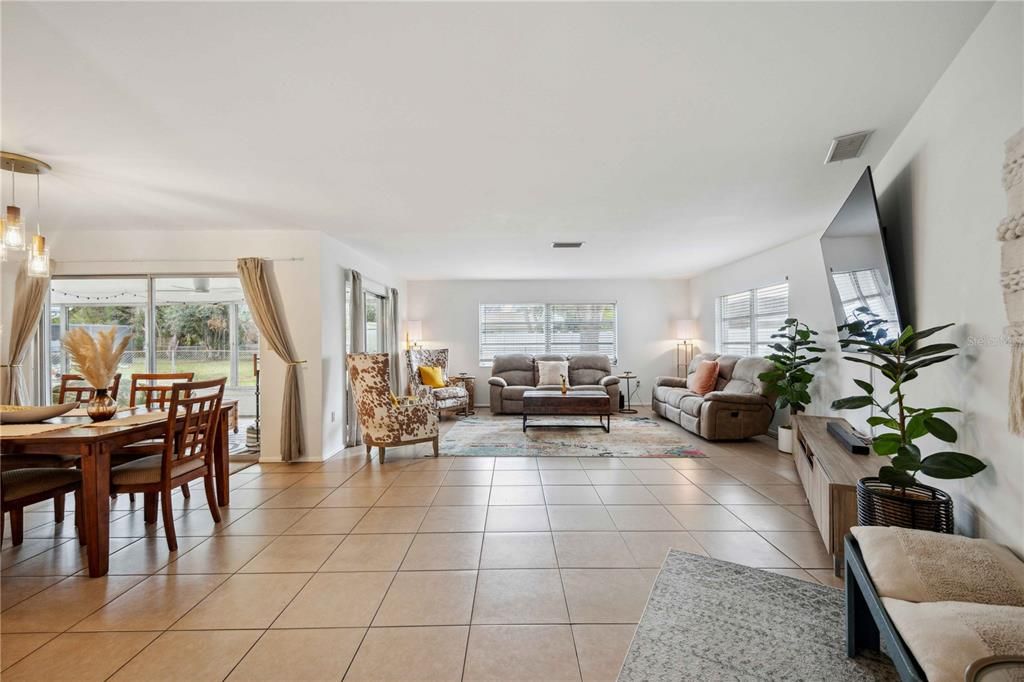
[778,426,793,454]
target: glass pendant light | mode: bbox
[3,160,25,251]
[26,174,49,278]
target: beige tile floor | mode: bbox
[0,409,839,681]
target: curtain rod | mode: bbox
[57,257,305,264]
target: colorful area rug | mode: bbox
[618,551,896,681]
[439,415,705,458]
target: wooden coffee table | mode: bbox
[522,390,611,433]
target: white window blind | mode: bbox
[479,303,617,365]
[716,282,789,356]
[831,269,897,329]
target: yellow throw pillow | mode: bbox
[389,392,400,407]
[419,366,446,388]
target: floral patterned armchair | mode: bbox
[405,348,470,416]
[347,353,439,463]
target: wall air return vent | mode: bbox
[824,131,872,164]
[552,242,584,249]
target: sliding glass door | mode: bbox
[48,278,148,405]
[364,291,384,353]
[153,277,259,415]
[46,275,259,416]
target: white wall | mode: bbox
[406,278,690,406]
[689,3,1024,552]
[319,233,406,459]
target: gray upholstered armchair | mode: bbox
[405,347,470,417]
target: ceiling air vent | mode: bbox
[824,131,872,164]
[552,242,584,249]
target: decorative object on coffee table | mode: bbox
[617,372,637,413]
[757,318,825,453]
[831,323,987,534]
[522,390,611,433]
[61,326,132,422]
[998,127,1024,434]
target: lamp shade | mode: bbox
[406,320,423,343]
[675,319,697,340]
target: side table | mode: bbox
[617,373,637,414]
[451,374,476,415]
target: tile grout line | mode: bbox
[459,467,491,682]
[545,476,587,682]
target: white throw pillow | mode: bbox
[537,360,569,387]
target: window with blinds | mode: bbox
[831,268,899,338]
[716,282,789,356]
[479,303,617,365]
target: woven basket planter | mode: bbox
[856,477,954,534]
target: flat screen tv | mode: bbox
[820,167,902,346]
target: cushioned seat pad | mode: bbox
[883,598,1024,682]
[432,386,467,401]
[653,386,701,410]
[111,455,205,485]
[2,468,81,502]
[851,526,1024,606]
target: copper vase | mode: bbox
[87,388,117,422]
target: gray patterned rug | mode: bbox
[439,415,705,458]
[619,551,897,682]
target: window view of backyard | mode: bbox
[49,277,259,417]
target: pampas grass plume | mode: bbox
[61,326,132,389]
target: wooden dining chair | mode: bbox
[129,372,194,409]
[109,378,225,551]
[0,373,116,519]
[1,468,84,547]
[58,373,122,404]
[116,372,196,499]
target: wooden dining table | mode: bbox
[0,400,237,577]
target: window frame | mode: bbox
[478,302,618,366]
[715,282,789,357]
[41,272,256,404]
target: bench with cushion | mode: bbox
[846,526,1024,681]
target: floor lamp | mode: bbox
[675,319,696,377]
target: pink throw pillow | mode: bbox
[690,360,720,395]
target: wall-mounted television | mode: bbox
[820,167,903,346]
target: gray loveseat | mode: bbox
[652,352,775,440]
[488,353,620,414]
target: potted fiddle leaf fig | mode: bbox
[831,323,986,533]
[757,318,825,453]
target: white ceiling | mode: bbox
[2,2,990,280]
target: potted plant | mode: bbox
[62,326,132,422]
[831,323,986,533]
[758,318,825,453]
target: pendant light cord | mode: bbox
[35,174,41,234]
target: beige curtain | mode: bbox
[383,287,400,395]
[345,270,365,447]
[237,257,305,461]
[2,261,52,405]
